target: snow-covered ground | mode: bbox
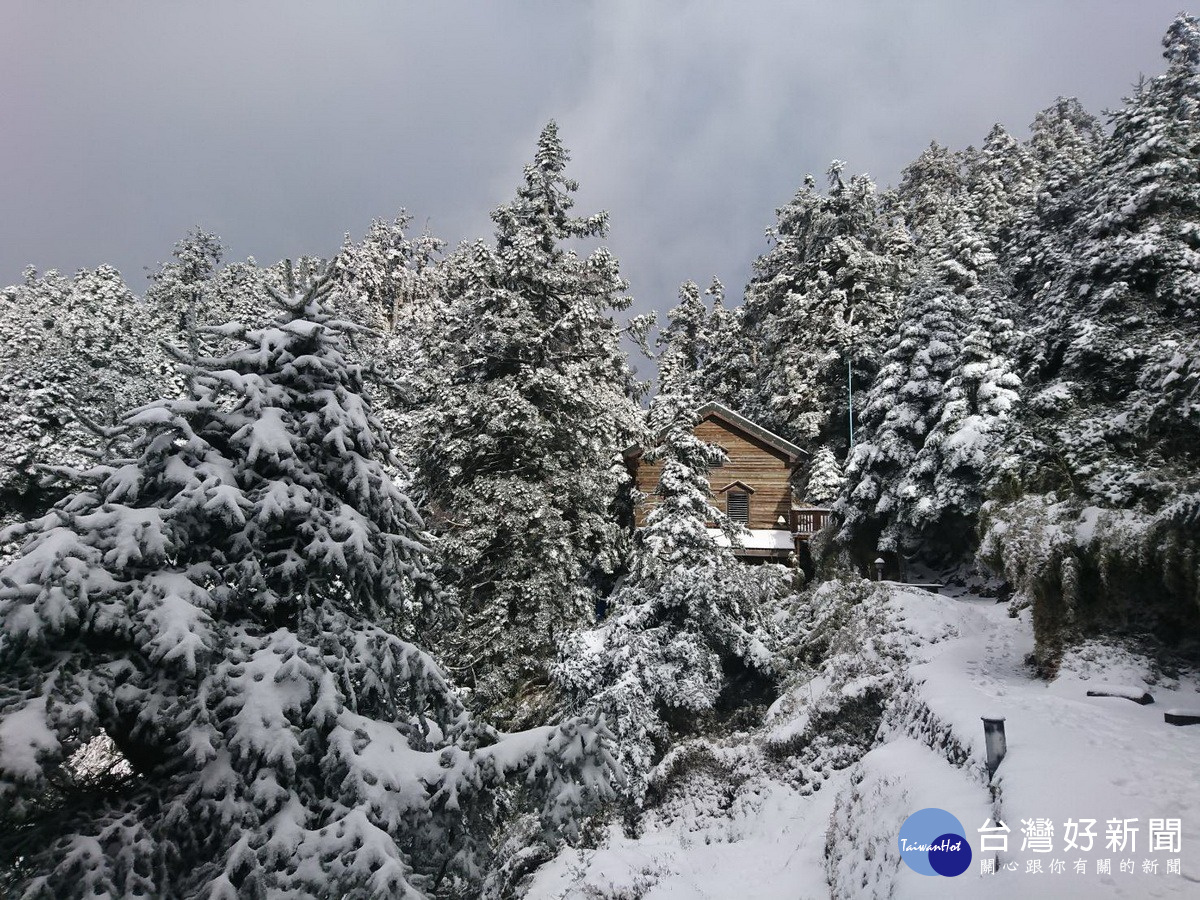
[526,584,1200,898]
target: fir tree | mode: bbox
[1005,14,1200,507]
[908,301,1020,552]
[838,272,962,556]
[894,142,969,247]
[696,277,753,413]
[144,231,289,363]
[981,17,1200,662]
[653,280,713,430]
[838,203,1019,562]
[332,215,449,449]
[0,265,176,541]
[0,277,617,898]
[963,124,1036,252]
[416,123,645,724]
[741,163,910,449]
[554,408,775,804]
[805,445,844,507]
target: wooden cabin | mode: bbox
[624,402,831,563]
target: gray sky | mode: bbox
[0,1,1186,362]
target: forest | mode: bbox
[0,13,1198,899]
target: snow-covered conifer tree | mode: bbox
[908,305,1020,549]
[332,215,448,448]
[143,231,293,363]
[837,203,1020,562]
[0,265,176,539]
[894,142,969,247]
[837,273,962,556]
[805,445,844,507]
[416,122,645,725]
[1000,14,1200,509]
[695,277,753,413]
[555,407,777,804]
[981,16,1200,660]
[0,276,617,898]
[653,280,714,430]
[963,124,1035,251]
[741,163,910,449]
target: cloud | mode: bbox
[0,0,1186,347]
[547,0,1182,337]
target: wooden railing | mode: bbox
[790,508,831,538]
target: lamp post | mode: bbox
[982,716,1007,777]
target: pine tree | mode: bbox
[144,229,226,373]
[144,231,293,366]
[332,215,449,449]
[963,124,1036,252]
[696,277,753,413]
[334,215,446,333]
[741,163,910,449]
[1078,16,1200,316]
[968,17,1200,666]
[416,122,645,724]
[1027,97,1106,189]
[653,280,712,430]
[805,445,844,506]
[908,300,1020,552]
[1006,97,1107,340]
[894,142,969,247]
[554,408,775,804]
[0,265,176,542]
[0,277,617,898]
[836,195,1021,563]
[837,272,962,556]
[1005,14,1200,508]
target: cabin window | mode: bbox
[726,491,750,524]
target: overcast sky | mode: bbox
[0,1,1188,361]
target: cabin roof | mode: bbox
[623,401,808,462]
[716,480,757,494]
[707,528,796,551]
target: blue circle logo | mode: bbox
[898,808,972,877]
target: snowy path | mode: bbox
[527,585,1200,899]
[879,587,1200,898]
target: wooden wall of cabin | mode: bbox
[631,416,795,530]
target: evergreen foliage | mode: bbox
[838,205,1021,562]
[331,215,449,448]
[741,163,911,449]
[838,272,963,557]
[804,446,844,507]
[978,14,1200,662]
[653,281,711,429]
[0,265,176,541]
[414,122,646,724]
[554,408,777,804]
[4,14,1200,892]
[0,278,617,898]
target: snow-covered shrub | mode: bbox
[980,494,1200,672]
[763,579,912,783]
[825,758,905,900]
[0,277,618,898]
[557,562,779,803]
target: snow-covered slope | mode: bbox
[526,583,1200,898]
